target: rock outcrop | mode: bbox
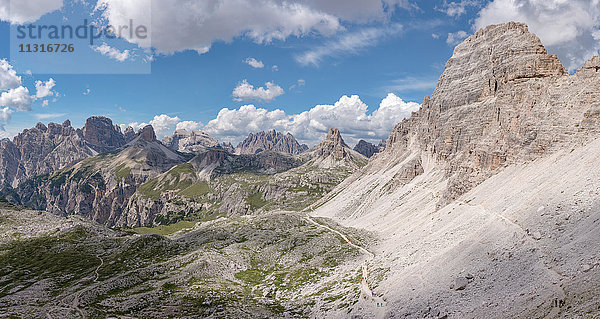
[162,129,220,154]
[236,130,308,155]
[303,128,367,169]
[353,140,380,158]
[80,116,128,153]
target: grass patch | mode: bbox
[179,181,210,198]
[132,220,198,235]
[246,192,267,209]
[114,164,131,182]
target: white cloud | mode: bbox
[272,65,279,72]
[0,59,22,91]
[296,24,403,66]
[232,80,284,102]
[33,113,66,120]
[93,43,131,62]
[124,114,181,139]
[34,78,56,99]
[41,100,49,107]
[0,86,34,111]
[0,0,63,24]
[203,93,420,145]
[474,0,600,71]
[290,78,306,91]
[244,58,264,69]
[437,0,481,17]
[0,107,12,131]
[83,88,91,95]
[446,30,469,45]
[176,121,203,132]
[94,0,413,54]
[384,76,438,93]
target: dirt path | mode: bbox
[304,213,387,317]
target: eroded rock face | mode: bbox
[162,129,220,154]
[81,116,127,153]
[0,117,132,190]
[380,22,600,203]
[353,140,380,158]
[236,130,308,155]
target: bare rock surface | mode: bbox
[236,129,308,155]
[162,129,220,154]
[311,22,600,318]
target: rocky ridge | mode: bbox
[0,117,133,189]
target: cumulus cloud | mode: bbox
[0,59,21,91]
[446,30,469,45]
[124,114,181,139]
[0,107,12,131]
[94,0,413,54]
[474,0,600,71]
[0,0,63,24]
[0,86,34,111]
[126,94,420,146]
[93,43,131,62]
[296,24,403,66]
[34,78,56,99]
[203,93,420,145]
[244,58,264,69]
[232,80,284,103]
[176,121,203,132]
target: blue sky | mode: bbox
[0,0,598,146]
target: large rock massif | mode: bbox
[0,117,132,189]
[236,129,308,155]
[311,22,600,318]
[162,129,220,154]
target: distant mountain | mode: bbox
[0,117,132,189]
[236,130,308,155]
[220,141,235,153]
[302,128,367,169]
[5,125,189,226]
[162,129,220,154]
[353,140,379,158]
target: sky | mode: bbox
[0,0,598,146]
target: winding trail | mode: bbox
[304,213,387,317]
[94,256,104,283]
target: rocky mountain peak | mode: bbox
[324,128,348,148]
[305,128,367,169]
[432,22,566,112]
[353,140,380,158]
[82,116,127,152]
[236,130,308,155]
[139,125,157,142]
